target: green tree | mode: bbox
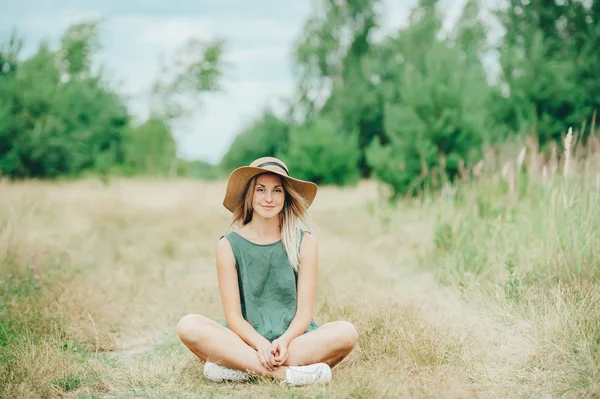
[0,22,129,178]
[177,158,222,180]
[122,117,177,176]
[151,38,225,121]
[292,0,384,177]
[279,116,360,185]
[219,108,290,173]
[494,0,599,145]
[58,20,102,77]
[0,20,226,180]
[366,0,491,197]
[147,37,226,178]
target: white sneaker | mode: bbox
[203,361,248,382]
[281,363,332,386]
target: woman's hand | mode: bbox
[271,338,289,367]
[256,339,277,371]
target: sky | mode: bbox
[2,0,498,165]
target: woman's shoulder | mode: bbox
[299,227,315,237]
[221,228,254,244]
[299,229,317,253]
[220,230,237,239]
[300,228,316,243]
[218,231,235,242]
[217,231,242,252]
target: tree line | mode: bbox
[1,0,599,197]
[0,20,223,180]
[221,0,600,197]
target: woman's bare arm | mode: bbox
[279,232,319,343]
[216,237,269,350]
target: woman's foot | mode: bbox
[280,363,332,386]
[203,362,248,382]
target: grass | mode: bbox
[1,135,599,397]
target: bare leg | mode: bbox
[176,314,285,379]
[284,321,358,367]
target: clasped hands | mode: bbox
[256,338,288,371]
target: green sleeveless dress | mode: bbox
[221,230,319,342]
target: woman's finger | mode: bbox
[270,352,280,368]
[273,344,284,364]
[262,350,274,371]
[258,351,270,371]
[268,350,277,369]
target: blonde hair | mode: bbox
[231,173,312,271]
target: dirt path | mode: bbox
[385,268,538,397]
[383,235,538,396]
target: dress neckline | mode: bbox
[231,231,282,247]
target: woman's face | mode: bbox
[252,173,285,219]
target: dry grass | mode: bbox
[1,150,599,398]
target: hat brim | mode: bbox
[222,166,317,213]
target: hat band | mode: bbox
[257,161,289,176]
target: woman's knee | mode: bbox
[332,321,359,350]
[176,314,208,345]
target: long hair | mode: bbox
[231,173,312,271]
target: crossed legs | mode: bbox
[176,314,358,379]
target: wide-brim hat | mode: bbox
[222,156,318,213]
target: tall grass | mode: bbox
[0,183,84,397]
[421,129,600,396]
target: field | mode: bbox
[1,157,599,397]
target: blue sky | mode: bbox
[2,0,491,164]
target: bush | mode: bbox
[0,24,130,179]
[365,6,490,198]
[219,108,290,172]
[121,117,177,176]
[279,116,361,186]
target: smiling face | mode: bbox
[251,173,285,220]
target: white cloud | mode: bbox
[226,46,286,64]
[1,9,105,57]
[175,80,293,163]
[224,18,301,42]
[439,0,468,34]
[377,0,416,38]
[378,0,469,38]
[7,9,104,33]
[135,17,214,49]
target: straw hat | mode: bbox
[222,156,318,213]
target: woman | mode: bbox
[176,157,358,386]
